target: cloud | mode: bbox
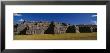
[92,15,97,17]
[14,13,22,16]
[18,18,24,22]
[91,20,97,25]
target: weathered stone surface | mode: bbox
[14,21,97,35]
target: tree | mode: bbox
[44,21,55,34]
[14,24,18,32]
[66,25,76,33]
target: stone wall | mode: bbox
[54,26,68,34]
[14,21,97,35]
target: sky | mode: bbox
[14,13,97,25]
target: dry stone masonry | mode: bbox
[14,21,97,35]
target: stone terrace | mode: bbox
[14,21,97,35]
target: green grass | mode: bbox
[14,32,97,40]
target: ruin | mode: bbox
[14,21,97,35]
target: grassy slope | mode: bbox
[14,32,97,40]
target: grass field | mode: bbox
[14,32,97,40]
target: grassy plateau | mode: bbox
[14,32,97,40]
